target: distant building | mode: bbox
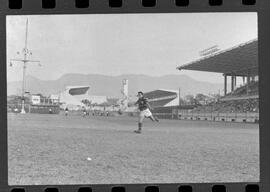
[31,95,41,105]
[57,85,107,110]
[49,94,60,104]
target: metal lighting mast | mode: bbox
[9,18,41,114]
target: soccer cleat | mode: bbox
[134,130,141,134]
[155,117,159,122]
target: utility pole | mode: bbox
[178,88,181,107]
[176,88,181,120]
[9,18,41,114]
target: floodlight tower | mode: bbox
[9,18,41,114]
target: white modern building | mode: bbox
[55,85,107,110]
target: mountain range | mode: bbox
[7,73,223,98]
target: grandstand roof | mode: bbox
[66,85,90,89]
[144,89,177,100]
[144,89,179,107]
[177,39,258,76]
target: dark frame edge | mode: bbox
[0,0,269,192]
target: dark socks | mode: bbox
[138,122,142,130]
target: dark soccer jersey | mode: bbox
[136,97,148,111]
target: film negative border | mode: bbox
[2,0,262,10]
[0,0,270,192]
[0,0,266,13]
[5,183,265,192]
[2,0,260,10]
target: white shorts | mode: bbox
[139,108,152,118]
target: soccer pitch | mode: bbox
[8,113,259,185]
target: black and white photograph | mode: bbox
[7,13,259,185]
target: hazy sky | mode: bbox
[6,13,257,83]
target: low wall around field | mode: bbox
[7,104,60,114]
[154,110,259,123]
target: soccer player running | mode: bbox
[134,91,159,134]
[65,107,69,116]
[82,107,87,117]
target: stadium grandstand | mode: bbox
[57,85,107,110]
[177,39,258,123]
[144,89,179,108]
[143,89,194,119]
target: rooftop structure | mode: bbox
[58,86,107,110]
[177,39,258,96]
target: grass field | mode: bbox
[8,113,259,185]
